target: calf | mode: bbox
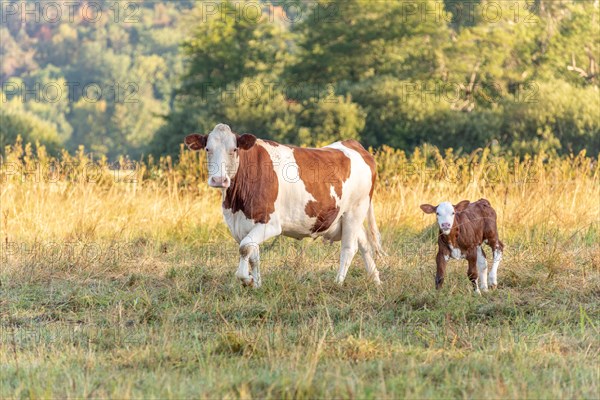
[420,199,504,293]
[184,123,385,288]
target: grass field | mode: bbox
[1,141,599,398]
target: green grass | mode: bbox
[1,144,598,398]
[2,232,598,399]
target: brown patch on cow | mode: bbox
[342,140,377,199]
[262,139,280,147]
[223,144,278,224]
[293,147,351,233]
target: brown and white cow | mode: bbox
[184,123,385,287]
[420,199,504,293]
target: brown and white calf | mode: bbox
[184,123,385,287]
[420,199,504,293]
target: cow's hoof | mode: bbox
[241,277,254,287]
[490,284,497,290]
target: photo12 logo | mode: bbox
[401,1,540,24]
[195,2,540,25]
[198,1,342,24]
[1,1,141,24]
[1,240,146,265]
[399,80,539,105]
[0,160,141,184]
[195,81,339,104]
[2,81,139,104]
[397,159,539,185]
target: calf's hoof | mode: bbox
[435,278,444,290]
[490,284,497,290]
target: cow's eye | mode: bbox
[452,212,455,215]
[234,148,238,153]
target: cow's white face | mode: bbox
[420,200,470,235]
[184,124,256,188]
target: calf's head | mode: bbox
[184,123,256,188]
[420,200,470,235]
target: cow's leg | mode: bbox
[476,246,489,292]
[335,217,360,285]
[466,249,480,295]
[237,223,282,288]
[357,228,381,285]
[489,242,503,289]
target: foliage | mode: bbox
[153,0,598,156]
[2,0,598,157]
[0,97,61,152]
[1,1,188,157]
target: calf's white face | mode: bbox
[184,124,256,188]
[420,200,470,235]
[435,201,455,234]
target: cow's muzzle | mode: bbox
[209,176,230,188]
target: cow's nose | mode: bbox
[441,223,451,230]
[210,176,230,187]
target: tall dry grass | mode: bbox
[1,138,599,398]
[2,137,598,285]
[2,138,598,244]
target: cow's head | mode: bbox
[420,200,470,235]
[184,123,256,188]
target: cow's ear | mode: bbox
[420,204,436,214]
[184,134,207,151]
[237,134,256,150]
[454,200,470,212]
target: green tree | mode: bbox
[288,0,451,84]
[0,96,61,152]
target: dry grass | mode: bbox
[1,139,599,398]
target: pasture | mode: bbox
[1,141,599,398]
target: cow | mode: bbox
[184,123,385,288]
[419,199,504,294]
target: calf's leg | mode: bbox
[237,223,282,288]
[435,250,447,289]
[476,246,489,292]
[466,249,480,294]
[489,241,503,289]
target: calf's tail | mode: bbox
[366,201,387,258]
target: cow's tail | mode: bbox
[366,201,387,258]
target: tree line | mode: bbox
[2,1,599,158]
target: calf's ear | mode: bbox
[454,200,470,212]
[184,134,207,151]
[237,134,257,150]
[420,204,436,214]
